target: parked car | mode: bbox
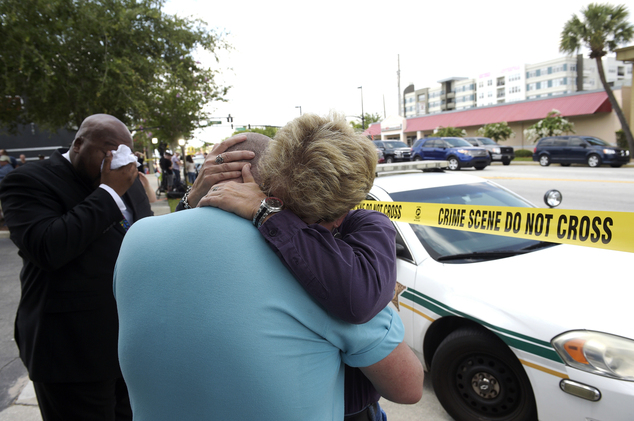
[193,154,205,172]
[464,136,515,165]
[369,162,633,421]
[373,140,412,163]
[532,135,630,167]
[411,137,490,170]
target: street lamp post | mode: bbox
[295,106,302,116]
[358,86,365,130]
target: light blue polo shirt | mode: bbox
[114,207,403,421]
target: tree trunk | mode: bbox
[595,57,634,154]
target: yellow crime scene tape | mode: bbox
[354,201,634,254]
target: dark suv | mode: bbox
[373,140,411,163]
[464,137,515,165]
[532,135,630,168]
[411,137,490,170]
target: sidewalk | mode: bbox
[0,197,172,420]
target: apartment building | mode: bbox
[525,56,579,99]
[455,78,477,110]
[476,65,526,107]
[405,54,631,115]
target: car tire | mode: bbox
[413,155,422,161]
[385,156,394,164]
[538,154,550,166]
[587,154,601,167]
[447,157,461,171]
[502,159,511,166]
[431,327,538,421]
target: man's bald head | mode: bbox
[223,132,270,184]
[70,114,133,188]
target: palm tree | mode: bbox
[560,3,634,153]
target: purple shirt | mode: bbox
[259,209,397,324]
[259,208,397,414]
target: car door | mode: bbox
[550,138,569,163]
[428,139,446,160]
[567,137,588,163]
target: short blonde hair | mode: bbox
[259,112,377,223]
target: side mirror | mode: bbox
[544,189,562,208]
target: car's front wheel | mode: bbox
[587,154,601,167]
[431,327,537,421]
[413,155,422,161]
[502,159,511,165]
[538,154,550,166]
[447,157,460,171]
[385,156,394,164]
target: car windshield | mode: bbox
[445,138,472,147]
[389,182,554,262]
[476,138,497,145]
[383,141,409,148]
[584,137,612,147]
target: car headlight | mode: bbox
[492,147,501,154]
[455,149,472,156]
[552,331,634,381]
[603,149,616,154]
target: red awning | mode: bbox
[405,91,611,133]
[363,123,381,138]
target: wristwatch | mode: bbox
[252,197,283,228]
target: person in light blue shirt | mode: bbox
[115,207,408,420]
[114,118,423,420]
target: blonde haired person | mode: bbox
[199,112,417,420]
[259,112,377,224]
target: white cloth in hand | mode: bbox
[101,144,139,171]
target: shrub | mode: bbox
[515,149,533,158]
[616,130,630,152]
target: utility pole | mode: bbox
[358,86,365,130]
[397,55,401,117]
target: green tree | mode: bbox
[350,113,382,132]
[477,122,515,142]
[0,0,229,145]
[560,3,634,153]
[433,126,466,137]
[524,109,575,142]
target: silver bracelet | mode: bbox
[181,186,193,209]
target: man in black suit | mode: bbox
[0,114,153,421]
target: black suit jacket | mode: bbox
[0,149,153,382]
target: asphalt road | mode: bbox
[0,237,26,412]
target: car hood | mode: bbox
[435,244,634,342]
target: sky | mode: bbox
[162,0,633,146]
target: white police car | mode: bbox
[370,162,634,421]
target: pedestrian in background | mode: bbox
[185,154,196,184]
[171,151,182,188]
[0,114,153,421]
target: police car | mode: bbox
[370,162,634,421]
